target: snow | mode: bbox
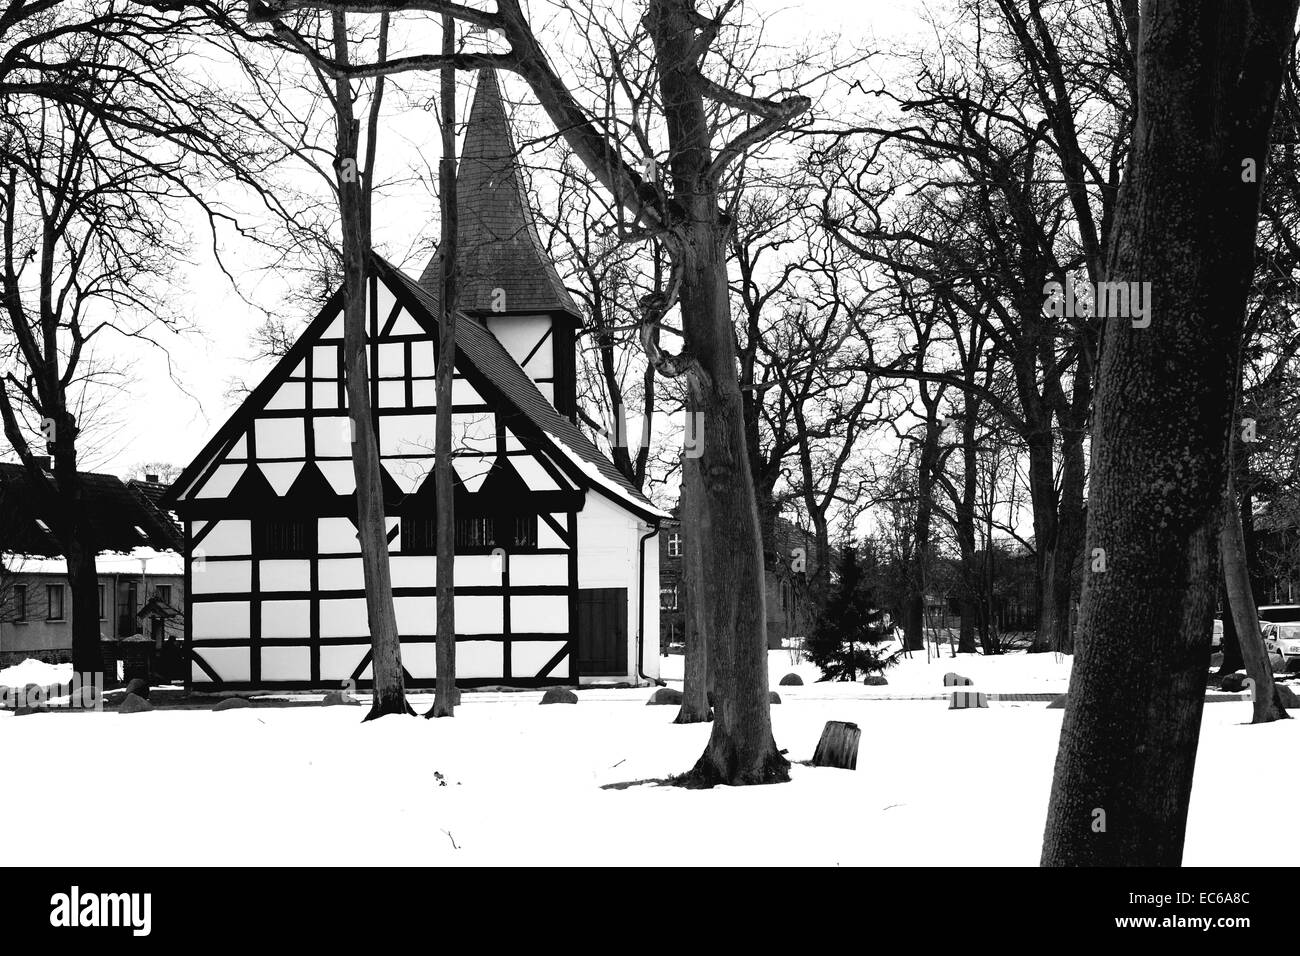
[0,651,1294,866]
[548,436,672,519]
[667,645,1074,697]
[0,658,73,688]
[2,547,183,576]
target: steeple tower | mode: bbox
[418,69,579,417]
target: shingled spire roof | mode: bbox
[418,69,579,317]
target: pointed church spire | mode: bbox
[417,69,578,317]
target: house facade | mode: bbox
[659,513,826,651]
[0,463,184,670]
[164,70,664,691]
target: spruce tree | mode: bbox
[806,545,896,681]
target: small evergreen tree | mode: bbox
[806,545,897,681]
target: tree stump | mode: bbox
[811,720,861,770]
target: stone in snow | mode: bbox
[540,688,578,705]
[119,693,153,714]
[646,687,682,706]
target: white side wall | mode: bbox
[576,491,659,684]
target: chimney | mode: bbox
[145,473,159,484]
[32,455,50,471]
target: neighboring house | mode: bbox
[0,460,184,670]
[659,512,829,650]
[164,70,666,691]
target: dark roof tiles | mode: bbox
[417,69,579,318]
[0,463,182,557]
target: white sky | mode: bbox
[47,0,938,482]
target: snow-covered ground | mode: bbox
[666,644,1075,696]
[0,658,75,689]
[1,651,1293,866]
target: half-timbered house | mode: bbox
[164,70,665,691]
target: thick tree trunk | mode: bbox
[1221,476,1289,723]
[647,0,785,786]
[333,14,408,720]
[1041,0,1297,866]
[429,15,458,719]
[55,452,102,677]
[675,453,712,724]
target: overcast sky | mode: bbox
[58,0,936,484]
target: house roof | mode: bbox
[0,462,183,558]
[165,255,664,522]
[416,69,579,318]
[127,478,182,536]
[383,260,664,519]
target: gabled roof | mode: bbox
[383,260,663,519]
[127,478,182,536]
[0,463,183,557]
[416,69,579,318]
[166,254,664,521]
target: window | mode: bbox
[455,516,496,549]
[14,584,27,622]
[511,514,538,549]
[46,584,64,621]
[401,514,438,553]
[156,585,172,607]
[255,518,315,558]
[452,513,538,551]
[661,584,679,611]
[99,584,106,620]
[668,532,682,558]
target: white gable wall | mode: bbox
[178,271,659,689]
[577,491,659,683]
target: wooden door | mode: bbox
[576,588,627,677]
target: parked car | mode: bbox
[1263,623,1300,670]
[1256,604,1300,623]
[1210,617,1272,651]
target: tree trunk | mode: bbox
[333,14,408,720]
[905,421,940,652]
[1221,475,1290,723]
[55,452,102,677]
[647,0,785,786]
[429,15,458,719]
[1216,582,1244,675]
[675,452,712,724]
[1041,0,1297,866]
[1027,432,1063,652]
[1051,427,1087,654]
[957,405,980,654]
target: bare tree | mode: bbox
[1042,0,1299,867]
[430,13,457,718]
[239,0,822,785]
